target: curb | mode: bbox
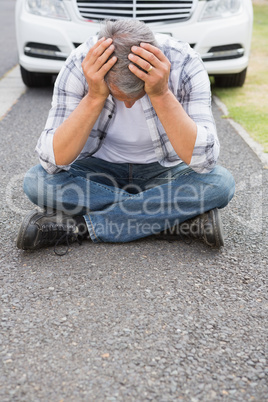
[0,65,26,121]
[213,95,268,169]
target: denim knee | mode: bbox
[213,165,235,208]
[23,164,44,205]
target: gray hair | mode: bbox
[98,19,158,97]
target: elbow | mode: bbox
[189,142,220,174]
[39,157,63,175]
[190,162,217,174]
[196,159,217,174]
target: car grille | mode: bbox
[76,1,195,24]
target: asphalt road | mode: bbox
[0,2,267,401]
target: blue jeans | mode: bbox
[23,157,235,243]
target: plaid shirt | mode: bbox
[36,35,219,174]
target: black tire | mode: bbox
[20,65,53,88]
[214,68,247,88]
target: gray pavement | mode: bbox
[0,86,267,401]
[0,1,267,398]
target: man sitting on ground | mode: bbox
[16,19,235,253]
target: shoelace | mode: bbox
[39,223,81,256]
[54,230,82,256]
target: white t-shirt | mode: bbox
[94,99,157,164]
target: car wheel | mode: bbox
[20,65,53,88]
[214,68,247,88]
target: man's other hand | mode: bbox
[82,37,117,101]
[128,43,171,98]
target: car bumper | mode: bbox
[16,1,253,76]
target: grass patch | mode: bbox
[212,2,268,152]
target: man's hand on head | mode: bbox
[82,37,117,102]
[128,43,171,99]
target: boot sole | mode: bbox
[210,208,225,248]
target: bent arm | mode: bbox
[53,95,106,166]
[36,37,117,171]
[54,37,117,166]
[148,89,197,165]
[129,42,219,173]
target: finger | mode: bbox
[83,37,106,62]
[98,55,117,75]
[128,52,155,74]
[91,38,113,61]
[83,40,115,75]
[93,44,115,70]
[130,46,162,70]
[128,63,149,82]
[84,37,113,63]
[140,42,167,62]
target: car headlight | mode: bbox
[26,0,70,20]
[199,0,242,21]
